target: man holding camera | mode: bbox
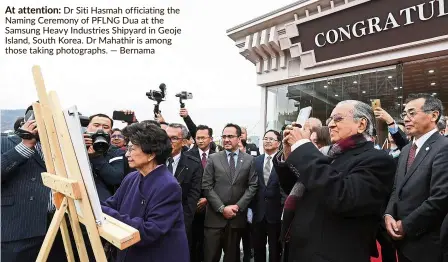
[83,113,126,201]
[1,106,66,262]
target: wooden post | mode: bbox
[33,66,140,262]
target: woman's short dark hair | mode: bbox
[140,120,161,128]
[122,123,172,165]
[313,126,331,147]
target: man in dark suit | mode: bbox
[186,124,215,262]
[166,123,202,247]
[1,108,66,262]
[385,93,448,262]
[251,129,285,262]
[274,100,396,262]
[202,123,258,262]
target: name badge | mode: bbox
[250,151,257,156]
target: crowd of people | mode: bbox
[2,92,448,262]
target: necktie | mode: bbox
[229,153,236,181]
[406,143,418,172]
[201,153,207,169]
[36,143,55,212]
[167,157,174,174]
[264,156,272,185]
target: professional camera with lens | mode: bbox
[85,130,111,154]
[175,91,193,108]
[146,83,167,117]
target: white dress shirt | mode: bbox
[413,128,438,156]
[198,148,210,159]
[263,152,277,173]
[167,153,181,175]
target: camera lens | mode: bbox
[92,136,109,153]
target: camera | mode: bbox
[85,130,111,154]
[175,91,193,108]
[146,83,167,117]
[15,110,39,140]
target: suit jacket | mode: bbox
[386,132,448,261]
[1,135,50,242]
[441,215,448,262]
[391,128,409,151]
[174,153,202,232]
[274,141,395,262]
[251,154,285,224]
[202,150,258,228]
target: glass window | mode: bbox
[266,65,403,144]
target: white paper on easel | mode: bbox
[296,106,312,128]
[63,106,104,224]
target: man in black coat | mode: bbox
[385,94,448,262]
[186,124,215,262]
[274,100,396,262]
[166,123,202,248]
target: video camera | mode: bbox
[175,91,193,108]
[146,83,167,118]
[85,129,111,154]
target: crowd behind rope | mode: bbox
[2,92,448,262]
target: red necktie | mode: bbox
[201,153,207,169]
[406,143,418,172]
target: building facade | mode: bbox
[227,0,448,144]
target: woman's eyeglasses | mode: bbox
[111,134,125,139]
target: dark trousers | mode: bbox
[241,223,252,262]
[204,226,243,262]
[191,213,205,262]
[252,219,281,262]
[376,227,397,262]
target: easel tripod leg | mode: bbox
[36,198,69,262]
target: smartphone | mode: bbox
[112,111,134,123]
[296,106,312,128]
[371,99,381,110]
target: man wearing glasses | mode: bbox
[165,123,202,251]
[202,123,258,262]
[251,130,285,262]
[385,93,448,262]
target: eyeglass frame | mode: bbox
[400,109,435,120]
[263,137,278,142]
[196,136,211,141]
[221,135,238,140]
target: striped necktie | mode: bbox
[35,143,55,212]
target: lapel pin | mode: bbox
[426,147,429,151]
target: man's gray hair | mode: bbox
[168,123,189,139]
[406,93,444,122]
[437,116,446,131]
[337,100,375,136]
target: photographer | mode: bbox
[1,105,66,261]
[83,113,126,201]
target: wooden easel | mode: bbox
[32,65,140,262]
